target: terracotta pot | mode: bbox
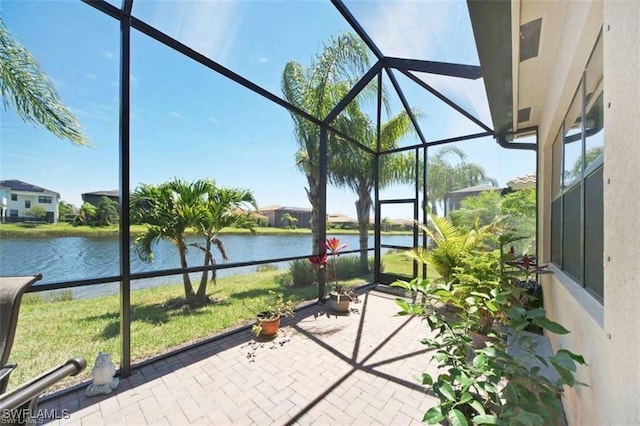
[257,315,280,337]
[329,293,351,313]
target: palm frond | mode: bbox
[0,19,90,145]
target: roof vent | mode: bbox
[520,18,542,62]
[518,107,531,123]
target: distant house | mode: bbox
[327,213,357,229]
[259,205,312,229]
[81,190,119,207]
[0,179,60,223]
[443,184,499,216]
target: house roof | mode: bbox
[82,190,119,198]
[447,184,498,195]
[327,213,356,223]
[0,179,60,197]
[506,173,536,190]
[259,205,311,212]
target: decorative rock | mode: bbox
[86,352,119,396]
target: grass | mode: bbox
[382,249,440,279]
[7,251,425,394]
[7,265,370,393]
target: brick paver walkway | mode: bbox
[39,286,440,425]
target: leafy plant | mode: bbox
[249,290,295,336]
[309,237,359,302]
[391,228,587,425]
[407,215,496,283]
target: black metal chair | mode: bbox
[0,274,43,395]
[0,275,86,425]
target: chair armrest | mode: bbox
[0,364,17,394]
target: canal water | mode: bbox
[0,234,413,299]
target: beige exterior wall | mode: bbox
[537,1,640,424]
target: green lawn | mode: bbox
[6,240,427,394]
[9,265,372,393]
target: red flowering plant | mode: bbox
[503,244,552,309]
[309,237,358,302]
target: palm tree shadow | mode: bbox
[84,298,221,340]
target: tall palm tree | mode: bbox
[131,178,256,306]
[282,32,370,253]
[0,18,89,145]
[330,107,416,272]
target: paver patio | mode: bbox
[39,286,440,425]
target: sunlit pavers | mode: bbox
[39,286,439,425]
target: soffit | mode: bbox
[469,0,572,137]
[515,1,571,133]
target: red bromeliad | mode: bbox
[325,237,347,256]
[309,252,328,268]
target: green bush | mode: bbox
[255,264,278,272]
[290,256,378,287]
[21,293,45,305]
[49,289,74,302]
[290,259,316,287]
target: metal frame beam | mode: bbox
[331,0,384,59]
[384,57,482,80]
[118,0,133,378]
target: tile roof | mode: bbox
[507,173,536,190]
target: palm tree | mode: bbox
[330,107,416,272]
[281,32,370,253]
[425,146,497,215]
[131,180,203,305]
[192,183,257,302]
[131,178,256,306]
[0,18,89,145]
[281,212,298,229]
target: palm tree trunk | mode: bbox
[430,200,438,217]
[306,176,321,254]
[355,187,372,273]
[196,239,212,302]
[178,241,195,304]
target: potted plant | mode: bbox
[391,225,586,425]
[251,290,294,338]
[309,237,358,313]
[502,242,552,310]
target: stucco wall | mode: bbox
[538,0,640,424]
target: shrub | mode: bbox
[50,289,74,302]
[21,293,45,305]
[255,264,278,272]
[290,259,316,287]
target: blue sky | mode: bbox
[1,0,535,219]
